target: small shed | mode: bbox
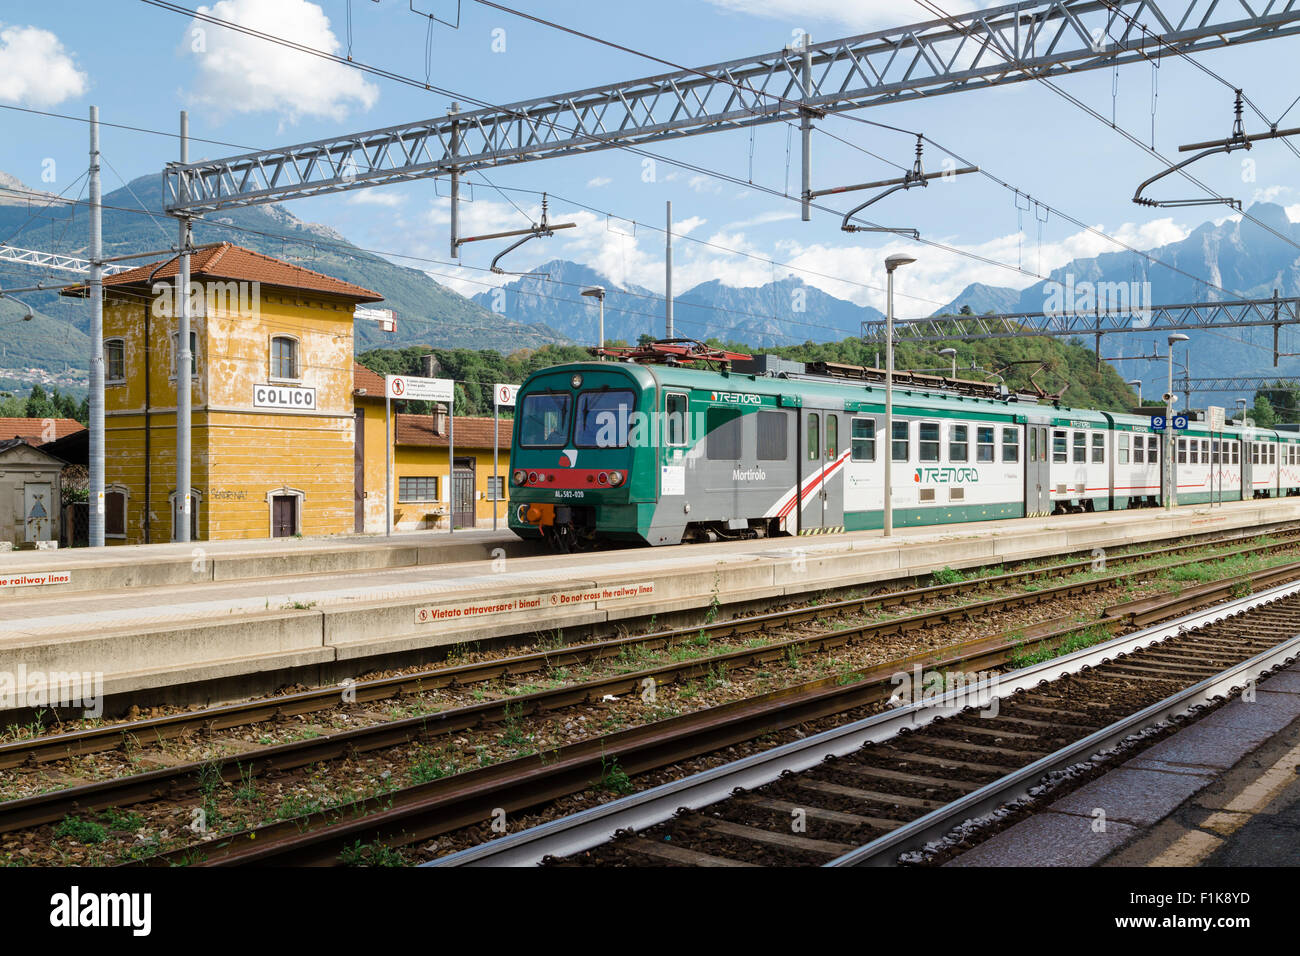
[0,438,65,546]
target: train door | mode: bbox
[1024,423,1050,517]
[821,412,845,530]
[1242,439,1254,499]
[800,409,825,531]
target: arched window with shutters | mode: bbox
[270,335,300,381]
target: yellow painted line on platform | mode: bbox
[1146,737,1300,867]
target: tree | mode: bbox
[1251,394,1278,427]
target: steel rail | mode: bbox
[432,578,1300,866]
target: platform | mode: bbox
[946,659,1300,867]
[3,498,1299,710]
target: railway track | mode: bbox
[435,581,1300,867]
[3,530,1295,847]
[93,551,1300,865]
[3,525,1289,772]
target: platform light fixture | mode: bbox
[1127,379,1142,408]
[938,347,957,378]
[883,253,917,537]
[1166,333,1190,509]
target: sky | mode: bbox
[1,0,1298,328]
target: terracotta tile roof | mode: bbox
[395,413,505,449]
[0,418,85,444]
[353,362,387,397]
[60,242,383,303]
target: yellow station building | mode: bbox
[65,243,512,544]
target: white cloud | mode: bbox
[701,1,979,33]
[0,25,87,107]
[586,176,612,188]
[1287,204,1300,223]
[187,0,379,123]
[725,210,799,230]
[672,216,707,237]
[347,190,404,208]
[687,174,723,194]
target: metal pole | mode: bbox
[88,105,104,548]
[448,395,456,534]
[176,110,192,542]
[884,269,894,537]
[493,398,499,532]
[385,392,392,536]
[664,200,673,339]
[598,295,605,350]
[1166,346,1175,509]
[449,103,460,257]
[800,35,813,222]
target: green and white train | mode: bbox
[507,347,1298,549]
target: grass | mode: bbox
[409,749,454,784]
[597,755,634,795]
[932,566,965,586]
[1010,625,1114,669]
[54,815,107,844]
[339,840,409,867]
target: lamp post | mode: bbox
[938,347,957,378]
[883,253,916,536]
[1236,397,1248,425]
[581,285,606,351]
[1166,333,1189,509]
[1127,379,1142,409]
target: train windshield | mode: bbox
[519,393,572,447]
[575,389,636,448]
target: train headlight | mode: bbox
[513,469,526,485]
[607,471,623,486]
[527,471,539,485]
[571,374,583,388]
[597,472,609,485]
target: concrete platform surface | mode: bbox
[947,659,1300,867]
[3,497,1298,707]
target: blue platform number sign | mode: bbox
[1172,414,1189,430]
[1150,415,1166,431]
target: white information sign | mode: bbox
[386,375,454,402]
[494,383,519,407]
[1208,405,1225,431]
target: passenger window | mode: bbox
[919,422,940,463]
[1148,436,1159,460]
[1027,427,1037,463]
[1002,427,1019,463]
[826,415,839,459]
[892,421,909,462]
[705,407,742,460]
[665,393,688,447]
[807,413,819,461]
[851,417,876,462]
[1118,433,1130,465]
[977,426,995,463]
[1072,432,1086,463]
[757,411,787,461]
[1053,430,1068,463]
[950,424,969,462]
[1091,432,1104,463]
[1201,439,1210,461]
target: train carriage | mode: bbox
[1175,424,1242,505]
[507,345,1296,549]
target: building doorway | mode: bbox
[452,457,475,529]
[354,408,365,533]
[272,494,298,537]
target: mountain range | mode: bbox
[2,163,1298,403]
